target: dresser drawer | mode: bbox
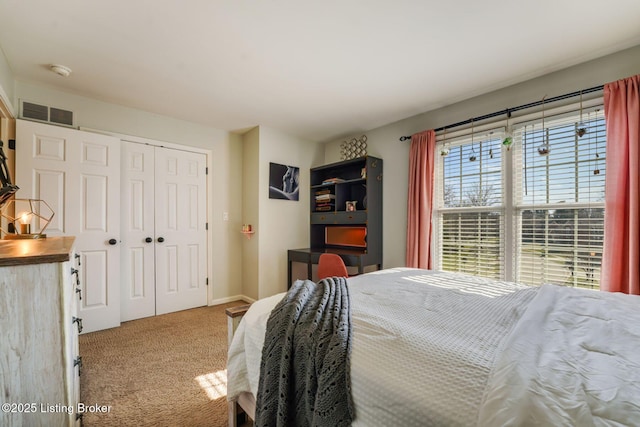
[334,211,367,224]
[311,212,337,224]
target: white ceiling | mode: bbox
[1,1,639,142]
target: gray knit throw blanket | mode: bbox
[255,277,354,427]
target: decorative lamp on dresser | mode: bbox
[0,236,83,427]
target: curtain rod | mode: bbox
[398,84,604,141]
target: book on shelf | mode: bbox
[315,193,336,201]
[321,177,345,185]
[315,205,334,212]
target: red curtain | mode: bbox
[601,75,640,294]
[406,129,436,269]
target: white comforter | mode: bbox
[479,284,640,426]
[227,268,640,426]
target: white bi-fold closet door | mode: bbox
[16,120,209,332]
[16,119,121,333]
[121,141,207,322]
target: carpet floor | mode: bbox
[79,302,245,427]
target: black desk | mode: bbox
[287,247,382,288]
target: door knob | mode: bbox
[157,237,165,243]
[145,237,153,243]
[108,238,117,245]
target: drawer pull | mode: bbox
[72,316,83,333]
[71,268,80,288]
[74,356,83,377]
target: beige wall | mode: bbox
[210,131,244,301]
[324,44,640,270]
[240,125,322,299]
[0,54,15,240]
[0,117,15,185]
[256,126,322,298]
[0,46,14,115]
[242,127,260,301]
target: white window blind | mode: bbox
[513,107,605,289]
[433,104,606,289]
[435,131,505,280]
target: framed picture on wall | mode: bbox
[269,162,300,201]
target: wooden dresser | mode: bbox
[0,236,82,427]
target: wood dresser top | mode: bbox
[0,236,76,267]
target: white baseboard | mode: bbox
[209,295,256,306]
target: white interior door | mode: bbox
[16,119,121,333]
[121,142,156,321]
[154,147,207,315]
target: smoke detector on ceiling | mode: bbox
[50,64,72,77]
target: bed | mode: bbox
[226,267,640,426]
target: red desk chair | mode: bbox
[317,253,349,279]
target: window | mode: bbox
[434,106,606,289]
[436,131,505,280]
[514,109,605,289]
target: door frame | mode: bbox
[0,91,16,238]
[82,128,213,306]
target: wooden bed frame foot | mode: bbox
[227,304,253,427]
[228,400,247,427]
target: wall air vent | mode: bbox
[50,107,73,126]
[22,101,48,121]
[20,100,74,127]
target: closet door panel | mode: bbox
[74,131,121,333]
[163,244,179,293]
[34,169,65,234]
[155,147,207,315]
[16,119,121,333]
[82,250,108,308]
[33,133,66,160]
[121,142,156,322]
[82,174,108,230]
[187,243,201,289]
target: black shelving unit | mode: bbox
[288,156,383,287]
